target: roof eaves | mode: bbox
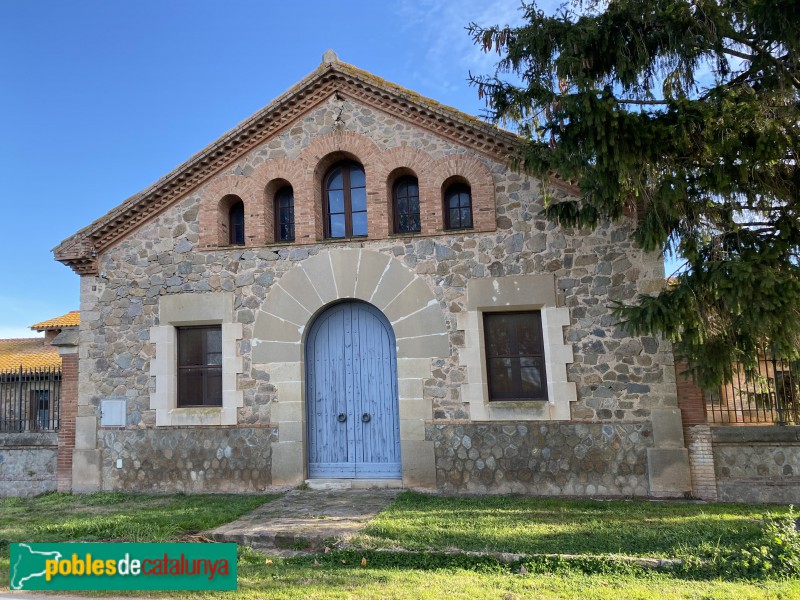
[53,63,333,260]
[53,57,580,275]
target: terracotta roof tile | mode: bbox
[30,311,80,331]
[0,338,61,371]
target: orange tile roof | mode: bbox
[0,338,60,371]
[30,311,80,331]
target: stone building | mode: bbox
[53,51,693,497]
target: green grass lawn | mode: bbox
[0,491,273,545]
[232,555,800,600]
[1,491,798,599]
[355,491,792,559]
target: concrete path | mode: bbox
[208,489,399,551]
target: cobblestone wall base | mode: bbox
[712,426,800,503]
[0,433,58,497]
[428,422,652,496]
[99,427,277,493]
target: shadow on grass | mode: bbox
[360,491,783,558]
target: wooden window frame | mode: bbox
[228,200,245,245]
[274,186,295,242]
[177,325,223,408]
[483,311,548,402]
[443,183,473,230]
[323,161,367,239]
[393,175,421,234]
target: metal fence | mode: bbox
[0,366,61,432]
[705,350,800,425]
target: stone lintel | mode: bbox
[467,274,556,310]
[159,292,233,325]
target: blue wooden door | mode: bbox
[306,302,401,478]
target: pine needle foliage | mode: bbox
[469,0,800,388]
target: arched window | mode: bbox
[274,186,295,242]
[324,161,367,238]
[444,183,472,230]
[393,176,420,234]
[228,200,245,245]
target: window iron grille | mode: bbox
[0,366,61,432]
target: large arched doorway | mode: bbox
[306,301,401,479]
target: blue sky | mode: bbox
[0,0,544,338]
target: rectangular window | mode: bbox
[177,326,223,407]
[484,311,547,401]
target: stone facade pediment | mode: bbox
[54,53,576,276]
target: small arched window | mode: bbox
[274,186,295,242]
[324,161,367,238]
[444,183,472,230]
[393,176,420,234]
[228,200,245,245]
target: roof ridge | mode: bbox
[52,57,578,276]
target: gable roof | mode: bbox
[53,51,577,276]
[30,311,80,331]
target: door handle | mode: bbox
[337,413,347,423]
[361,413,371,423]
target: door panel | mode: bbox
[307,309,353,476]
[306,302,401,479]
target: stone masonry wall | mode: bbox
[712,426,800,503]
[99,427,276,493]
[0,433,57,497]
[429,422,652,496]
[77,95,674,494]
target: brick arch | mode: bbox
[250,159,308,243]
[298,131,383,239]
[427,154,497,233]
[198,175,261,247]
[373,145,435,235]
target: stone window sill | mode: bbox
[317,236,369,243]
[167,407,226,427]
[488,400,549,408]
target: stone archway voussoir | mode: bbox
[259,284,311,327]
[392,303,447,339]
[328,249,362,298]
[368,259,415,311]
[276,268,325,316]
[297,254,339,305]
[382,277,438,323]
[353,251,392,302]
